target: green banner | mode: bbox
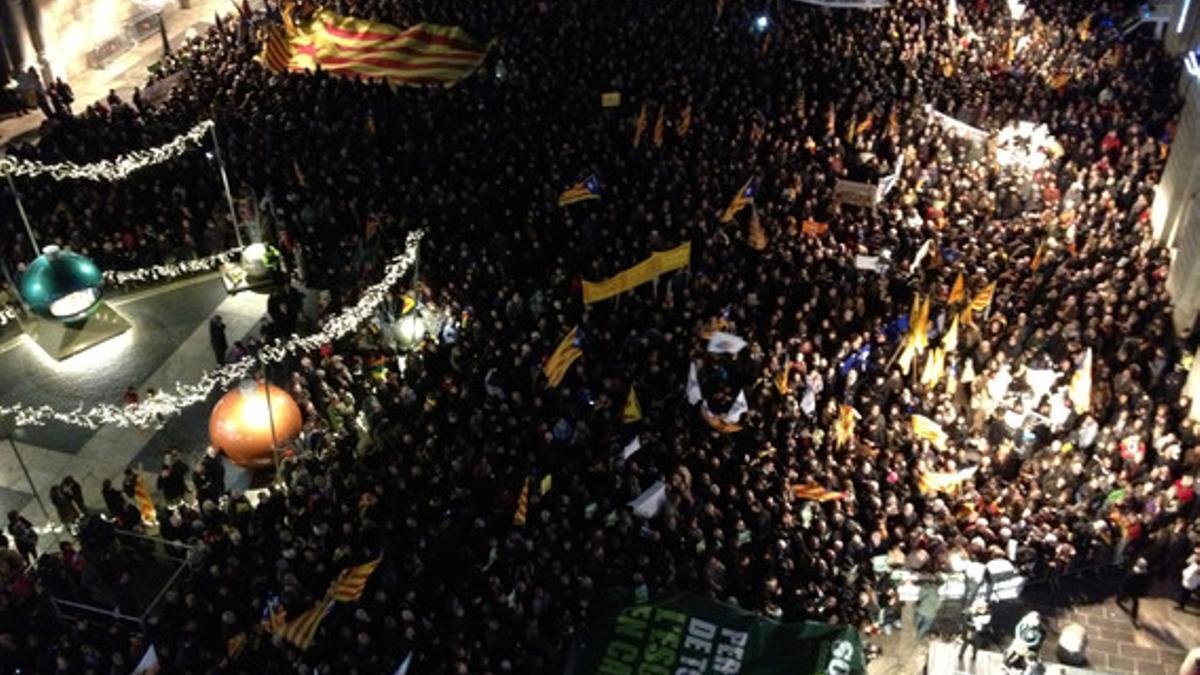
[563,590,867,675]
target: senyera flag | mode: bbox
[564,589,867,675]
[259,9,489,86]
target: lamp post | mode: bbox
[1,420,51,525]
[259,369,281,476]
[209,122,244,248]
[6,173,40,255]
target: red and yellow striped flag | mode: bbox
[791,483,845,502]
[774,360,791,394]
[948,272,965,305]
[1030,240,1046,271]
[134,472,156,525]
[748,205,767,250]
[911,414,948,450]
[918,467,978,495]
[633,104,648,148]
[855,112,875,136]
[543,326,583,388]
[278,598,334,651]
[970,282,996,312]
[513,478,530,526]
[834,404,857,449]
[257,23,293,73]
[677,104,692,137]
[265,9,488,86]
[327,557,383,602]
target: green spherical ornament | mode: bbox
[20,246,104,322]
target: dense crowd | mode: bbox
[2,0,1200,672]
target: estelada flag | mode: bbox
[720,177,755,223]
[327,557,383,602]
[791,483,845,502]
[558,175,601,207]
[268,9,488,86]
[543,326,583,388]
[623,387,643,424]
[134,472,157,525]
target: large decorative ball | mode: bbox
[208,381,303,468]
[20,246,104,322]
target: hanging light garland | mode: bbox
[0,120,215,182]
[103,247,244,286]
[0,231,423,429]
[0,246,246,324]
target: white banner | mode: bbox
[855,255,883,272]
[835,179,879,208]
[925,106,989,143]
[793,0,888,8]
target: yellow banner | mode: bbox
[582,242,691,304]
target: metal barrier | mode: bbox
[48,528,195,631]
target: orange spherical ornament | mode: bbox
[208,381,303,468]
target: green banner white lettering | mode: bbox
[563,590,867,675]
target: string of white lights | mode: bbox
[0,246,246,324]
[0,230,423,429]
[0,120,214,182]
[103,247,244,286]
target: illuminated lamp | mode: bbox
[208,380,303,468]
[240,243,270,277]
[394,311,426,350]
[19,246,104,322]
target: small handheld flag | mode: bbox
[557,175,601,207]
[720,178,755,223]
[623,387,643,423]
[513,478,530,526]
[633,104,648,148]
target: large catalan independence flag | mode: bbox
[258,9,488,86]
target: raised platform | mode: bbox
[22,301,132,360]
[927,641,1113,675]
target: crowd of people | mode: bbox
[1,0,1200,672]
